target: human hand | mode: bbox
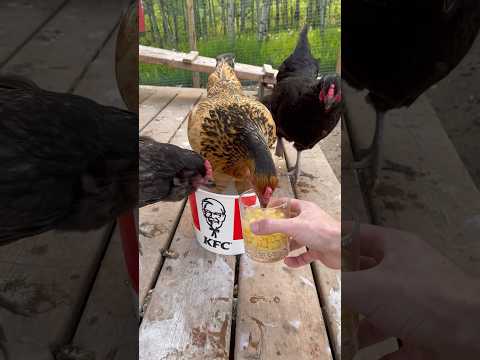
[343,223,480,359]
[250,198,341,269]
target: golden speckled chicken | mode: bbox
[188,54,278,206]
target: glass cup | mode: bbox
[239,191,290,263]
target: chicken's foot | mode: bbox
[287,150,302,184]
[352,110,385,190]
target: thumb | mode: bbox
[250,218,295,237]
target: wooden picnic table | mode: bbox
[139,85,341,360]
[0,1,136,359]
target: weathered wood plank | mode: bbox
[282,139,342,359]
[139,45,279,85]
[139,87,179,131]
[0,1,66,68]
[140,88,204,142]
[235,158,332,360]
[139,87,204,308]
[0,3,129,358]
[67,22,137,359]
[73,26,125,108]
[183,51,199,64]
[70,225,138,360]
[344,84,480,276]
[0,227,112,360]
[2,0,127,92]
[340,119,399,360]
[139,204,235,359]
[139,86,157,104]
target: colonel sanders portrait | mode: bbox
[201,198,226,238]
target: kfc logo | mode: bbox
[201,198,226,238]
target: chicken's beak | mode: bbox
[205,179,216,188]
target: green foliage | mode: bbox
[140,0,340,87]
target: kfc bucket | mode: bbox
[188,186,259,255]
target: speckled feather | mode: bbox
[188,61,276,180]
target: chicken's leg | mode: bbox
[353,110,385,189]
[275,137,284,157]
[287,150,302,185]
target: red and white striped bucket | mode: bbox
[189,188,258,255]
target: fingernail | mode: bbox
[250,222,259,234]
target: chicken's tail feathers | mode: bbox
[216,53,235,69]
[0,73,40,91]
[293,24,311,56]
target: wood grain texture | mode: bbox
[140,45,279,84]
[139,87,179,131]
[70,225,138,360]
[67,21,137,359]
[139,203,235,360]
[140,87,204,141]
[0,0,66,67]
[0,227,111,360]
[344,84,480,276]
[234,157,333,360]
[0,2,129,358]
[2,0,127,92]
[139,85,156,104]
[139,86,205,309]
[282,139,341,359]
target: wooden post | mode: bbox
[186,0,200,88]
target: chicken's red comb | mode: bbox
[327,83,336,99]
[204,159,213,179]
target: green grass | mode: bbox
[139,27,340,87]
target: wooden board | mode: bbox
[66,21,137,359]
[0,227,112,360]
[69,225,138,360]
[0,0,66,68]
[0,2,128,358]
[344,85,480,276]
[139,206,235,359]
[2,0,127,92]
[138,86,204,308]
[340,119,399,360]
[140,87,204,142]
[139,45,279,85]
[139,87,180,131]
[139,85,157,104]
[282,139,341,359]
[234,158,333,360]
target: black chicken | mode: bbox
[0,75,213,245]
[0,75,138,245]
[343,0,480,188]
[139,137,213,206]
[264,25,343,184]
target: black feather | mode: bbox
[0,75,138,244]
[139,137,207,206]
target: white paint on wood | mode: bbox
[140,204,235,359]
[182,51,199,63]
